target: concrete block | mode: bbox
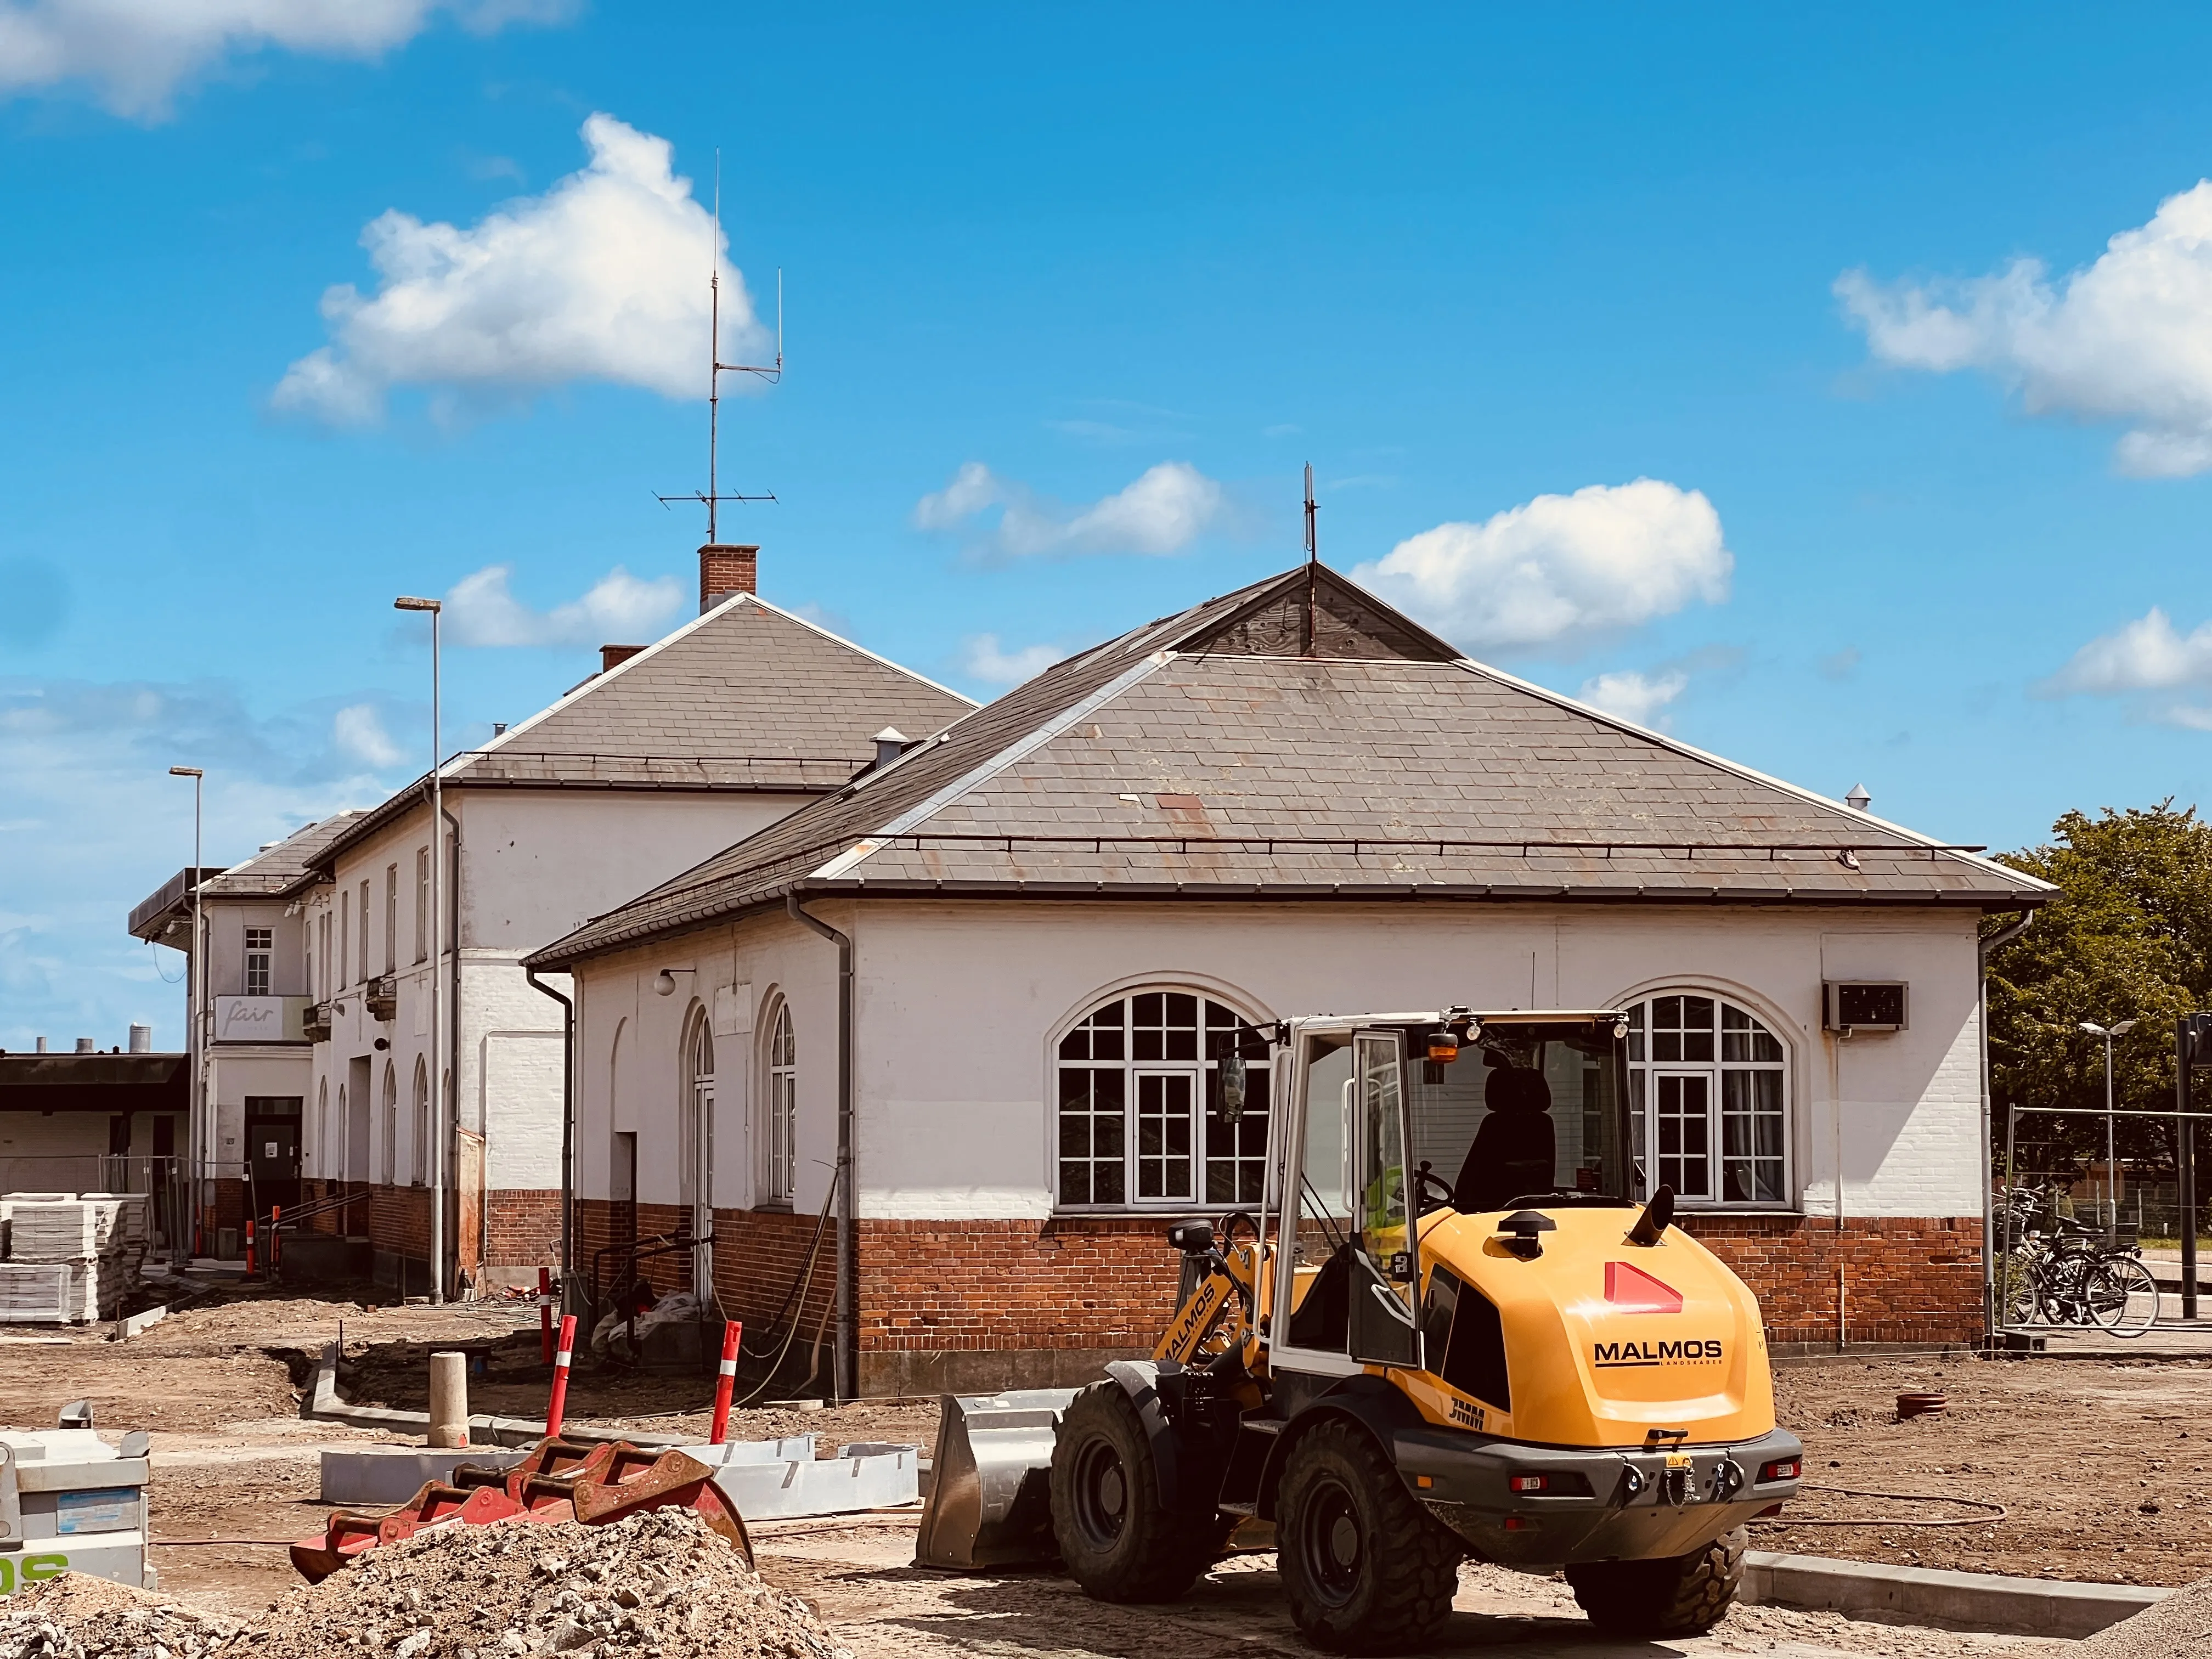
[710,1442,920,1520]
[319,1448,529,1506]
[1741,1549,2167,1639]
[115,1306,167,1339]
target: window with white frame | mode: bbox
[411,1058,430,1186]
[384,865,398,975]
[357,881,370,983]
[414,847,430,963]
[1625,995,1788,1206]
[764,1003,796,1206]
[682,1013,714,1232]
[244,927,273,996]
[1056,990,1269,1209]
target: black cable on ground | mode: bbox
[1752,1482,2007,1527]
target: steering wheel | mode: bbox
[1413,1160,1455,1215]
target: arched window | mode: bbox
[1056,990,1269,1210]
[316,1079,329,1180]
[411,1058,430,1187]
[681,1011,714,1228]
[764,1003,796,1206]
[1624,994,1788,1206]
[380,1062,398,1186]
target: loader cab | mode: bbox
[1263,1010,1633,1394]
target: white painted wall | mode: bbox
[303,788,815,1194]
[570,899,1985,1226]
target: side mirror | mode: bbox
[1219,1052,1247,1122]
[1628,1186,1676,1247]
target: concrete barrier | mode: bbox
[318,1436,820,1506]
[1741,1549,2167,1639]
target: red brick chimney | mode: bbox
[601,644,646,673]
[699,544,759,612]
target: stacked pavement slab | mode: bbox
[0,1193,148,1321]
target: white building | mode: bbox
[289,545,972,1291]
[529,563,2054,1396]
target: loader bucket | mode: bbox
[913,1387,1080,1570]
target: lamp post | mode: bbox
[2080,1019,2138,1232]
[168,765,203,1261]
[395,596,444,1304]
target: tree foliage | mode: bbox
[1987,802,2212,1168]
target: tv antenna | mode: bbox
[657,153,783,542]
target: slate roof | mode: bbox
[127,814,366,944]
[308,594,976,877]
[526,564,2053,969]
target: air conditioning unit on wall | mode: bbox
[1824,981,1908,1032]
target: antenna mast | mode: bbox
[1303,461,1319,657]
[658,151,783,539]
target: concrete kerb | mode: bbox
[302,1341,680,1449]
[1741,1550,2166,1638]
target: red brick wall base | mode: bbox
[558,1206,1985,1393]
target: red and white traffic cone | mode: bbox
[538,1267,554,1365]
[545,1314,577,1438]
[709,1321,743,1444]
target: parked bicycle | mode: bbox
[1998,1184,2159,1337]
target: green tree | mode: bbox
[1987,802,2212,1171]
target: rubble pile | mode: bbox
[1,1511,847,1659]
[2080,1576,2212,1658]
[0,1570,241,1659]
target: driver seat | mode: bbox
[1453,1065,1555,1213]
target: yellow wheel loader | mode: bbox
[915,1009,1802,1655]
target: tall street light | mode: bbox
[2081,1018,2138,1232]
[395,596,445,1304]
[168,765,203,1260]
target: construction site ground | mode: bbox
[4,1290,2209,1655]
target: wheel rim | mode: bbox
[1296,1476,1363,1608]
[2090,1260,2158,1335]
[1069,1434,1128,1551]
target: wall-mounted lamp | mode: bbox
[653,967,698,998]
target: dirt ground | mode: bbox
[9,1289,2212,1651]
[1768,1355,2212,1587]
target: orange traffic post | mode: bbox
[546,1314,578,1437]
[270,1204,283,1274]
[538,1266,554,1365]
[244,1217,257,1277]
[708,1321,743,1444]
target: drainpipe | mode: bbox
[1978,910,2035,1346]
[786,893,854,1402]
[526,967,577,1315]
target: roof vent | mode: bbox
[129,1024,152,1054]
[600,645,645,673]
[75,1037,94,1054]
[699,544,759,612]
[35,1036,47,1054]
[872,727,911,770]
[1844,783,1871,812]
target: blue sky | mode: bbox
[7,3,2212,1049]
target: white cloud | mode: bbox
[0,0,565,119]
[1839,182,2212,476]
[2040,607,2212,727]
[913,461,1227,558]
[332,703,404,768]
[273,112,760,426]
[1577,669,1689,728]
[443,563,684,648]
[1351,478,1731,651]
[961,634,1062,687]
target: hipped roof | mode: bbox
[304,592,975,880]
[527,564,2052,970]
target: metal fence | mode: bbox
[0,1154,190,1255]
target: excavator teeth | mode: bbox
[288,1438,753,1580]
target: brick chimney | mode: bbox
[601,644,646,673]
[699,544,759,612]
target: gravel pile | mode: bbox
[2080,1578,2212,1658]
[2,1511,846,1659]
[0,1571,242,1659]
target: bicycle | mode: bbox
[1998,1186,2158,1337]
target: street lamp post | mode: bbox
[168,765,203,1261]
[395,596,444,1304]
[2080,1019,2138,1233]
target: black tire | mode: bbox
[1048,1382,1218,1602]
[1275,1419,1462,1654]
[1565,1525,1746,1638]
